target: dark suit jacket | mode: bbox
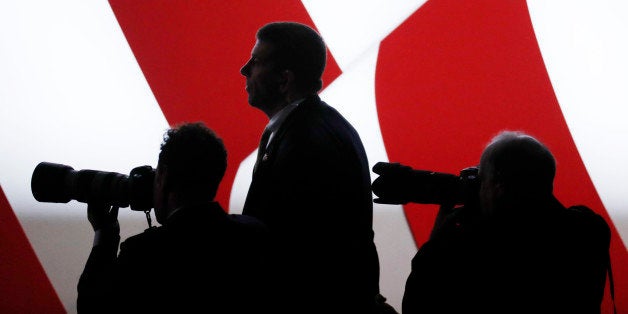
[77,202,270,314]
[243,95,381,313]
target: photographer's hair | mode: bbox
[480,130,556,198]
[158,122,227,201]
[256,21,327,94]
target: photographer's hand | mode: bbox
[87,203,120,249]
[87,202,120,233]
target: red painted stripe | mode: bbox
[0,185,64,313]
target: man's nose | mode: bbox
[240,62,249,76]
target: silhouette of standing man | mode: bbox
[240,21,387,314]
[77,122,270,314]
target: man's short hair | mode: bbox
[158,122,227,200]
[257,21,327,93]
[480,131,556,195]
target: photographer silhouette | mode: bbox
[77,122,271,314]
[374,131,612,314]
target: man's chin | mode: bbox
[248,99,262,109]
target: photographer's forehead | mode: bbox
[250,40,275,61]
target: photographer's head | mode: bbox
[240,22,326,117]
[479,131,556,216]
[154,122,227,224]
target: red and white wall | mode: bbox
[1,1,626,313]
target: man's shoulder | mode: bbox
[228,213,269,232]
[562,205,611,240]
[121,226,165,247]
[295,96,349,124]
[117,226,167,261]
[292,98,362,141]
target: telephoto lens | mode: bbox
[31,161,154,211]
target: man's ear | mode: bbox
[494,181,509,201]
[279,69,295,93]
[157,166,169,192]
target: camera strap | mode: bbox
[145,210,153,229]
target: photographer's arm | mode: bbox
[429,204,458,239]
[77,203,120,314]
[87,203,120,247]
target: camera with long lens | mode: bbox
[31,162,155,211]
[371,161,480,206]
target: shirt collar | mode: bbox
[266,98,304,133]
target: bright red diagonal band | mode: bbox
[0,185,64,313]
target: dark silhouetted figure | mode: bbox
[240,22,392,314]
[401,131,611,314]
[77,122,270,314]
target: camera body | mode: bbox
[372,162,480,207]
[31,162,155,211]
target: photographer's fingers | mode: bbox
[87,202,109,231]
[87,203,119,231]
